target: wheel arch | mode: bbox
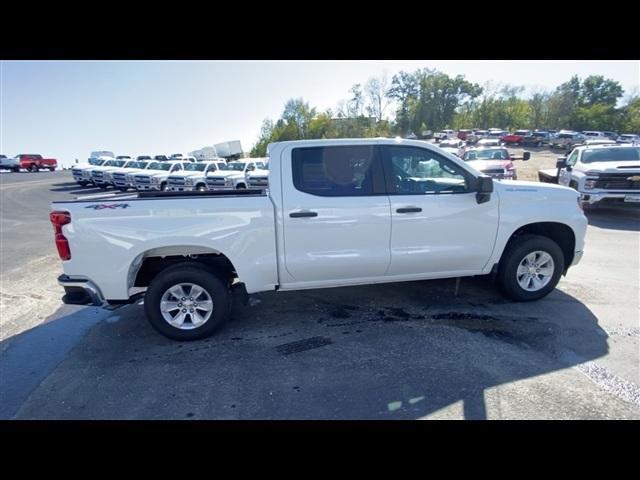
[129,246,240,292]
[500,222,576,273]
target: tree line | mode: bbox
[250,69,640,157]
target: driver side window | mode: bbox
[566,150,579,166]
[382,146,470,195]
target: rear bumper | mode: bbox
[58,275,105,306]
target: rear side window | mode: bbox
[292,146,382,196]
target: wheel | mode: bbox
[144,264,231,341]
[12,167,19,173]
[98,184,108,190]
[196,184,207,192]
[29,164,38,172]
[160,182,167,191]
[497,234,564,301]
[49,168,55,172]
[118,187,128,192]
[236,183,246,189]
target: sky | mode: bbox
[1,60,638,168]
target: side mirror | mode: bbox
[556,157,567,169]
[522,151,531,161]
[475,175,494,204]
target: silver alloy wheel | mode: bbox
[516,251,555,292]
[160,283,214,330]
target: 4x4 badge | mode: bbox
[85,203,130,210]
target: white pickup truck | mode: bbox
[205,160,266,190]
[166,161,227,192]
[51,138,587,341]
[554,144,640,208]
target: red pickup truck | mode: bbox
[15,154,58,172]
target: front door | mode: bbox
[380,145,499,276]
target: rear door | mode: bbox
[381,145,499,276]
[281,144,391,283]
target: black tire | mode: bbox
[118,187,128,192]
[160,182,167,191]
[29,164,38,172]
[98,184,108,190]
[236,183,246,189]
[497,234,564,301]
[196,184,207,192]
[12,167,20,173]
[144,263,231,341]
[49,168,55,172]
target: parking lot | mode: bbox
[1,154,639,419]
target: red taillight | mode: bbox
[50,211,71,260]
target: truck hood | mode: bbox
[208,171,244,179]
[248,169,269,178]
[466,160,513,171]
[89,165,122,173]
[171,171,206,178]
[112,167,147,175]
[576,160,640,174]
[141,171,171,178]
[494,179,578,198]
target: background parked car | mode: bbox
[0,154,20,172]
[550,131,585,150]
[461,146,529,180]
[617,134,640,145]
[438,139,466,157]
[522,131,551,147]
[477,138,502,148]
[14,154,57,172]
[503,130,538,146]
[457,129,473,141]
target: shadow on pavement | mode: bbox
[585,206,640,232]
[1,275,613,420]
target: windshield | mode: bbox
[226,163,246,171]
[88,158,104,166]
[582,147,640,163]
[514,131,530,135]
[151,162,173,171]
[126,161,147,169]
[558,133,575,139]
[440,142,458,148]
[137,156,152,161]
[184,163,207,172]
[103,160,125,167]
[532,132,546,137]
[463,149,510,161]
